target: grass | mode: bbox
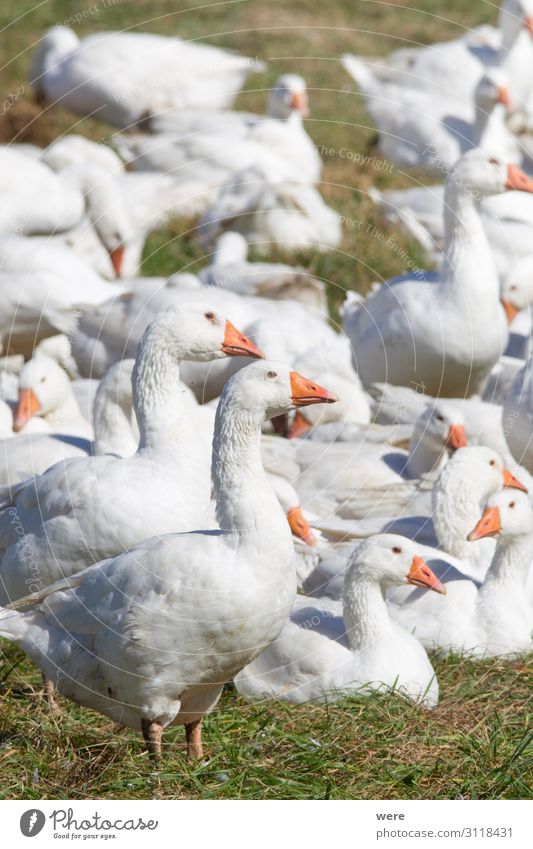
[0,645,531,800]
[0,0,531,800]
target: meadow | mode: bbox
[0,0,531,800]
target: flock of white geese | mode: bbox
[0,1,532,763]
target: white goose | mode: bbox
[342,1,533,123]
[0,361,335,760]
[31,27,264,128]
[197,165,342,253]
[500,258,533,360]
[430,446,528,582]
[0,303,262,603]
[292,402,467,520]
[235,535,444,708]
[40,136,210,277]
[303,445,529,599]
[343,152,533,397]
[12,355,93,439]
[340,60,514,172]
[115,75,320,186]
[0,359,142,488]
[0,148,132,277]
[390,490,533,657]
[198,232,328,315]
[0,237,124,356]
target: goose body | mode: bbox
[31,28,264,128]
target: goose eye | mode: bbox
[489,459,496,466]
[509,501,516,508]
[40,377,46,383]
[509,284,517,291]
[436,414,444,422]
[392,546,402,554]
[204,312,216,322]
[267,370,277,379]
[489,157,500,165]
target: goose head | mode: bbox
[449,150,533,198]
[13,354,71,432]
[141,302,264,363]
[346,535,446,594]
[269,74,309,119]
[468,489,533,541]
[267,473,316,545]
[501,257,533,323]
[441,446,528,500]
[410,402,468,468]
[474,69,510,113]
[219,360,337,423]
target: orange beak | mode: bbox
[505,164,533,193]
[502,467,528,493]
[221,321,264,359]
[288,410,312,439]
[525,15,533,38]
[467,506,501,541]
[13,388,41,432]
[446,423,468,451]
[290,371,338,407]
[407,555,446,595]
[501,299,520,324]
[287,506,316,545]
[290,91,309,117]
[109,245,125,278]
[497,86,510,110]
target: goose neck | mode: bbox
[343,576,392,652]
[441,180,499,301]
[132,328,187,452]
[44,389,83,430]
[480,533,533,595]
[93,393,136,457]
[212,398,292,550]
[405,435,448,479]
[474,103,512,155]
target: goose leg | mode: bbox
[141,719,163,764]
[185,718,203,759]
[42,674,59,713]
